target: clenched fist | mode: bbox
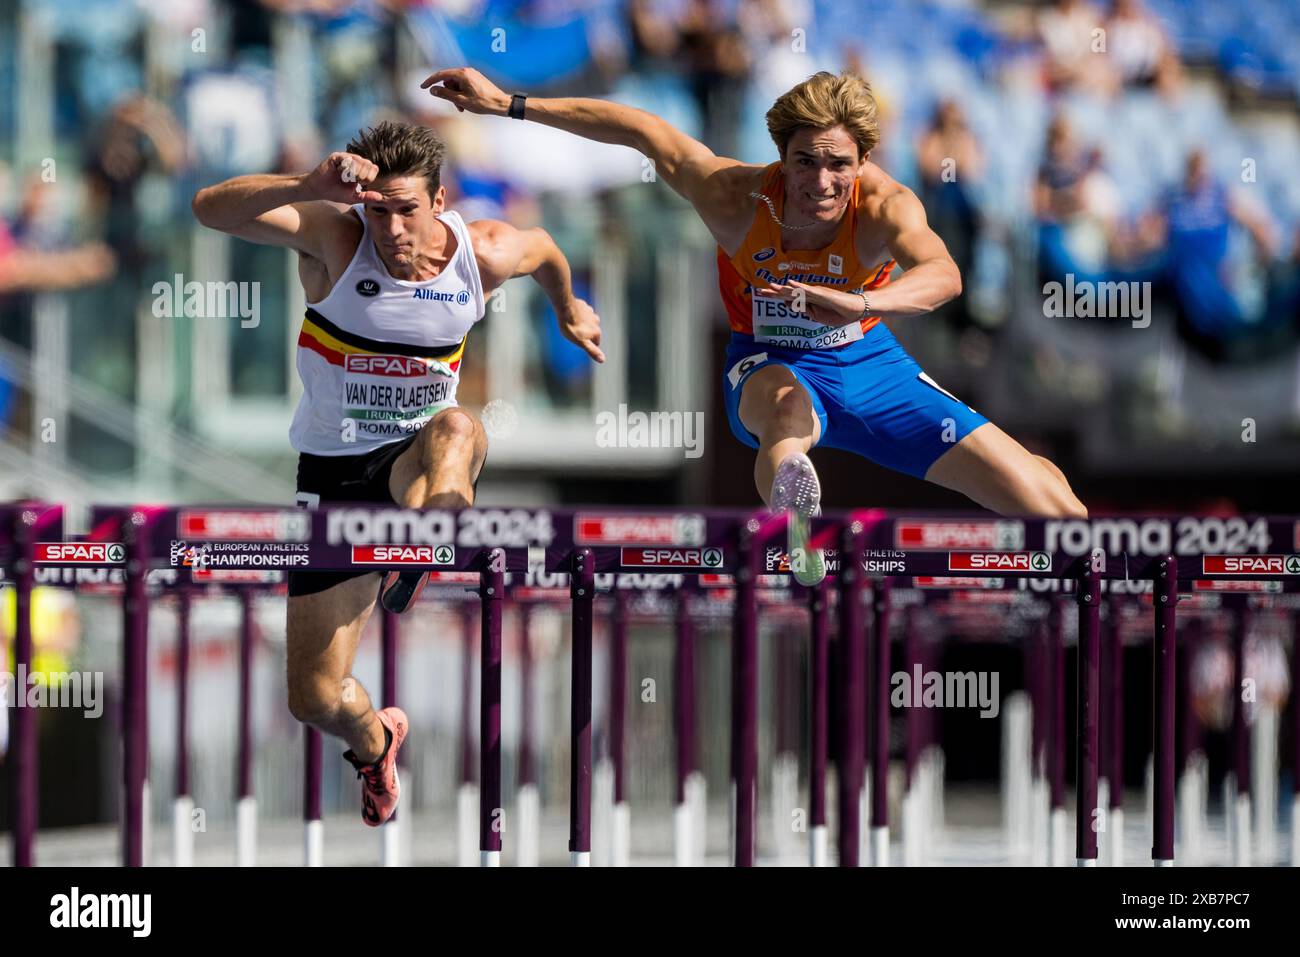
[303,152,386,204]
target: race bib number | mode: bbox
[342,353,457,439]
[751,295,862,350]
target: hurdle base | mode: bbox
[172,795,194,868]
[480,849,501,867]
[457,783,478,867]
[1050,807,1068,867]
[517,784,540,868]
[1233,793,1252,867]
[1292,794,1300,867]
[1153,858,1175,867]
[1109,807,1125,867]
[382,816,402,867]
[304,819,323,867]
[237,795,257,867]
[673,802,693,867]
[612,802,631,867]
[570,851,591,867]
[810,825,828,868]
[871,827,889,867]
[1075,857,1098,867]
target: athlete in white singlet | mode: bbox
[192,120,602,826]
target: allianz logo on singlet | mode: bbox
[412,288,471,305]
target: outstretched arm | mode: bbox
[422,67,755,245]
[469,219,604,364]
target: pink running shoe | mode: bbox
[343,707,409,827]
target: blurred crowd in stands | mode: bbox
[1,0,1299,432]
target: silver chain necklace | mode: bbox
[748,191,822,231]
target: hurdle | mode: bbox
[8,503,1300,869]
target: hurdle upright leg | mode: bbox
[236,589,257,867]
[480,549,505,867]
[457,602,477,866]
[835,526,865,867]
[173,586,194,867]
[1228,599,1252,866]
[8,511,37,866]
[1107,599,1125,866]
[380,608,402,866]
[122,522,149,867]
[570,548,594,866]
[304,727,323,866]
[1152,557,1177,866]
[809,581,831,867]
[672,587,699,866]
[1049,599,1067,866]
[731,530,759,866]
[870,577,892,867]
[1075,567,1101,866]
[1290,609,1300,867]
[610,589,630,865]
[517,604,540,867]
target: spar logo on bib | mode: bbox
[343,353,456,437]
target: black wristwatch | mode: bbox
[508,93,527,120]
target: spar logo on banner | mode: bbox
[425,571,481,585]
[575,513,706,546]
[352,545,456,565]
[913,576,1005,589]
[1191,579,1282,592]
[178,509,311,542]
[895,520,1025,550]
[1201,555,1300,576]
[949,551,1051,573]
[192,568,282,584]
[621,547,723,570]
[34,542,126,564]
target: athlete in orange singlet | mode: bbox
[422,67,1087,584]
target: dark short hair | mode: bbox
[346,120,447,201]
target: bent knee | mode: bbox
[427,407,481,443]
[741,375,815,441]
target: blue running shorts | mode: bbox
[721,323,989,480]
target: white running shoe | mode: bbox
[770,452,826,587]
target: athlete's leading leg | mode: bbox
[737,364,822,504]
[286,573,385,761]
[924,422,1088,517]
[738,364,829,584]
[389,406,489,508]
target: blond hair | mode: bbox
[766,71,880,160]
